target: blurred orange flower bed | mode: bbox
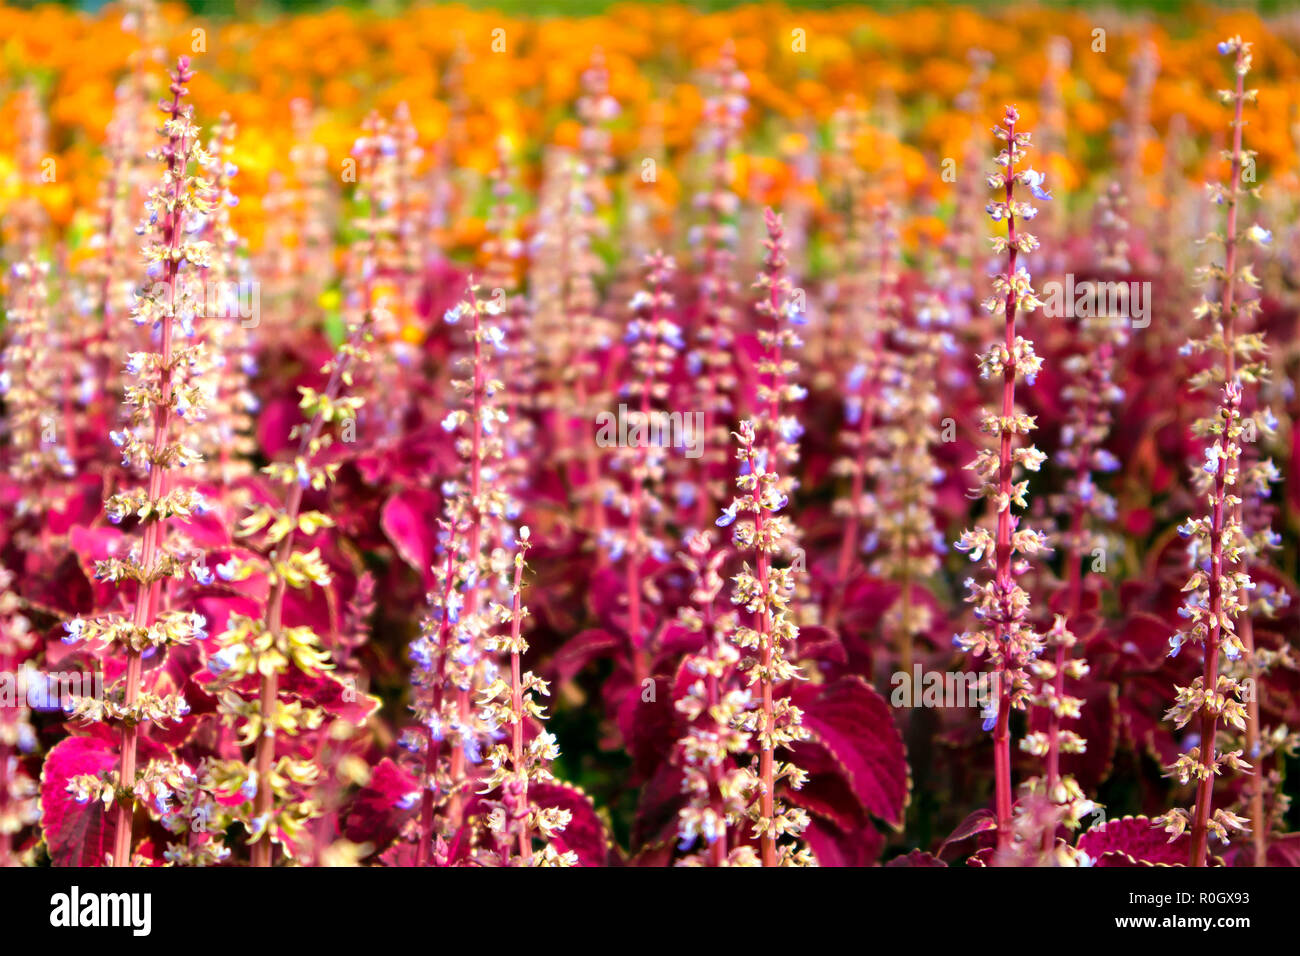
[1,1,1297,256]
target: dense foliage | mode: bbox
[0,1,1298,867]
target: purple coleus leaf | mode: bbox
[345,757,420,852]
[790,675,910,829]
[1076,815,1193,866]
[39,735,118,867]
[39,730,170,866]
[530,781,611,867]
[381,489,442,581]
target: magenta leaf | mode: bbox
[381,489,441,577]
[938,808,997,858]
[39,735,118,867]
[345,758,419,851]
[1076,815,1191,867]
[791,676,910,828]
[531,782,610,866]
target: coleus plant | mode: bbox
[59,57,213,868]
[953,104,1051,857]
[4,19,1296,871]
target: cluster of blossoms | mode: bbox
[205,303,374,865]
[602,251,681,681]
[686,42,748,527]
[260,99,336,345]
[483,138,536,522]
[197,119,379,868]
[558,51,619,538]
[475,528,576,865]
[406,279,516,864]
[349,110,417,440]
[2,257,75,531]
[5,1,1300,876]
[191,113,257,490]
[1021,184,1129,850]
[85,42,162,404]
[829,201,900,628]
[871,285,955,674]
[672,530,754,865]
[62,57,212,868]
[1158,37,1279,866]
[717,211,812,867]
[815,101,862,381]
[388,101,428,323]
[0,569,39,865]
[953,105,1050,853]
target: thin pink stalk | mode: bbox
[625,261,670,685]
[248,139,379,863]
[1188,48,1245,869]
[753,213,790,868]
[507,553,531,864]
[991,113,1022,854]
[249,317,369,867]
[113,59,193,868]
[415,533,461,867]
[830,213,889,631]
[446,282,487,828]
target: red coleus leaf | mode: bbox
[39,735,118,867]
[791,675,910,828]
[44,473,104,537]
[530,782,610,866]
[585,566,630,634]
[1112,610,1177,671]
[67,525,128,612]
[630,760,685,853]
[1222,833,1300,868]
[802,816,885,866]
[938,808,997,859]
[255,395,302,461]
[380,488,442,579]
[1076,815,1192,867]
[551,627,622,688]
[38,730,171,866]
[795,625,847,666]
[279,667,382,725]
[786,742,868,831]
[616,679,677,780]
[345,757,419,851]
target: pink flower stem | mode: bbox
[447,284,486,829]
[1189,50,1245,869]
[248,139,378,863]
[830,228,887,632]
[416,535,460,867]
[113,62,192,868]
[626,270,664,686]
[507,555,531,864]
[992,115,1020,854]
[754,223,787,868]
[249,315,367,867]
